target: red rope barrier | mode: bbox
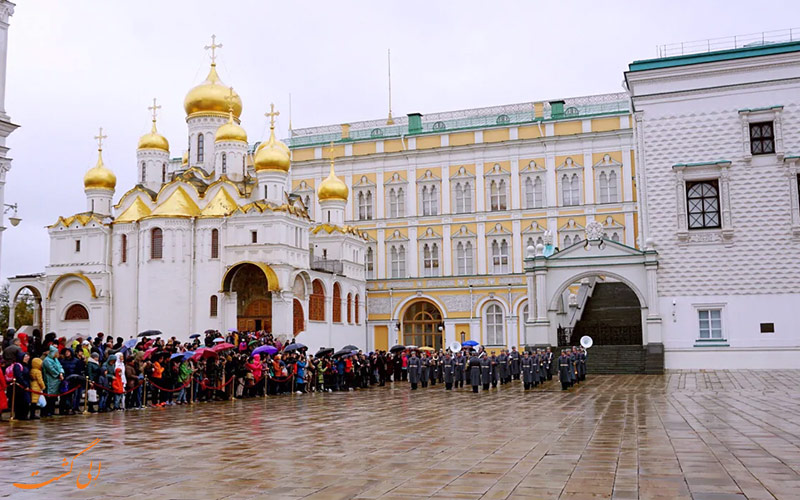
[268,375,294,383]
[148,380,190,392]
[91,380,144,394]
[13,383,80,398]
[199,378,234,391]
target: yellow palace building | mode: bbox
[288,93,636,352]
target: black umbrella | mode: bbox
[138,330,161,338]
[315,347,334,357]
[333,348,353,357]
[204,329,216,335]
[389,344,406,353]
[284,343,306,352]
[342,344,359,351]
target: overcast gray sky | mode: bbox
[2,0,798,281]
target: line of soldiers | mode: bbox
[558,347,587,390]
[406,346,569,393]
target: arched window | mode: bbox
[421,185,437,216]
[367,191,373,219]
[358,191,372,220]
[490,179,507,211]
[121,234,127,263]
[522,303,529,323]
[151,228,163,259]
[454,183,464,213]
[573,233,582,245]
[608,171,618,202]
[304,195,312,217]
[525,177,534,208]
[355,294,360,324]
[141,162,146,183]
[366,247,374,279]
[485,303,504,345]
[221,153,227,174]
[389,187,405,218]
[390,245,405,278]
[422,243,439,277]
[309,280,325,321]
[564,235,572,247]
[570,174,580,205]
[612,232,621,242]
[211,228,219,259]
[332,283,342,323]
[210,295,218,317]
[197,134,204,162]
[65,304,89,321]
[463,182,472,212]
[599,172,609,203]
[162,163,167,183]
[533,177,544,208]
[347,293,353,323]
[456,241,473,275]
[491,239,509,274]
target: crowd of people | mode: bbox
[1,328,588,422]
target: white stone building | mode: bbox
[0,1,17,278]
[626,38,800,369]
[8,46,368,352]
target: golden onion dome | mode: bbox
[137,120,170,152]
[317,160,348,202]
[215,111,247,143]
[181,150,189,166]
[254,127,290,172]
[84,150,117,190]
[184,64,242,118]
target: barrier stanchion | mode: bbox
[9,378,16,421]
[292,374,296,395]
[190,374,194,405]
[265,377,269,399]
[83,376,89,414]
[143,376,148,407]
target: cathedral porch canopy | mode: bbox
[221,261,280,293]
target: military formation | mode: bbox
[402,346,588,393]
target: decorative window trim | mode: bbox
[385,174,408,218]
[484,302,505,346]
[417,170,441,216]
[453,239,475,276]
[558,218,584,248]
[485,163,510,212]
[601,216,624,243]
[784,156,800,237]
[692,302,728,346]
[672,161,733,243]
[488,236,510,274]
[593,154,622,204]
[557,159,583,207]
[739,106,784,161]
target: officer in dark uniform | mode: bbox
[454,351,465,388]
[468,352,481,393]
[545,347,554,380]
[420,354,430,388]
[407,350,421,390]
[521,350,534,390]
[558,349,571,390]
[496,350,507,385]
[429,353,437,386]
[480,353,491,391]
[442,352,454,390]
[510,347,521,381]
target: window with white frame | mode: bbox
[490,239,509,273]
[221,153,227,174]
[388,187,405,217]
[739,106,784,160]
[485,303,504,345]
[421,185,438,216]
[686,180,721,229]
[366,247,374,279]
[561,174,581,206]
[524,176,545,209]
[455,241,474,275]
[357,190,373,220]
[197,134,204,163]
[598,170,618,203]
[390,245,406,278]
[490,179,507,211]
[141,162,146,183]
[673,161,732,241]
[422,243,439,276]
[454,182,472,213]
[698,309,723,340]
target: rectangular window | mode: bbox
[686,180,721,229]
[698,309,723,339]
[251,231,258,243]
[760,323,775,333]
[121,234,127,263]
[75,240,81,252]
[749,121,775,155]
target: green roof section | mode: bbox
[628,40,800,72]
[672,160,731,169]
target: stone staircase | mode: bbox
[585,344,664,374]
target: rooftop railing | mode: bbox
[655,27,800,59]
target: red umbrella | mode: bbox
[142,347,158,360]
[192,348,218,361]
[211,342,235,352]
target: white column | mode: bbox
[583,152,594,205]
[510,158,520,210]
[407,169,417,217]
[377,229,386,279]
[511,219,522,273]
[0,2,14,115]
[624,212,635,247]
[441,170,450,214]
[476,223,487,274]
[408,227,418,277]
[545,154,556,208]
[442,229,452,276]
[376,172,385,219]
[622,148,633,202]
[475,162,485,211]
[444,319,457,348]
[345,173,353,221]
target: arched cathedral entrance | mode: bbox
[223,263,276,333]
[402,300,443,350]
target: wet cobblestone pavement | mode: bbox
[2,372,800,499]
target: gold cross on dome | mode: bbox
[204,34,222,64]
[94,127,107,151]
[328,141,336,163]
[264,103,280,128]
[148,97,161,122]
[224,87,236,113]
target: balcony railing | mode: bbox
[311,259,343,274]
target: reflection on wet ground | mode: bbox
[2,371,799,499]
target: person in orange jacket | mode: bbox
[112,366,124,411]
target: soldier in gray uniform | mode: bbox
[454,351,465,388]
[442,352,454,390]
[429,354,437,386]
[490,353,500,388]
[496,350,508,385]
[558,349,571,390]
[510,347,521,381]
[407,351,421,390]
[521,350,534,390]
[532,349,541,387]
[539,349,548,384]
[480,353,492,391]
[545,347,554,380]
[420,354,430,388]
[468,353,481,393]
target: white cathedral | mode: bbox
[9,43,368,350]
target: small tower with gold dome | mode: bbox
[137,98,170,191]
[253,103,291,204]
[184,35,242,175]
[84,128,116,216]
[214,87,248,182]
[317,142,348,225]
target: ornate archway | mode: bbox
[402,300,443,350]
[223,263,274,333]
[293,299,304,336]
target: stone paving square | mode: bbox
[1,371,799,499]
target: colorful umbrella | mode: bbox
[419,346,434,352]
[123,338,138,349]
[252,345,278,356]
[170,352,184,361]
[283,343,306,352]
[211,342,235,352]
[192,348,218,361]
[462,340,479,347]
[142,347,158,360]
[189,334,201,339]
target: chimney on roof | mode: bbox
[341,123,350,139]
[550,100,565,119]
[407,113,423,134]
[533,102,544,119]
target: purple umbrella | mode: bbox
[253,345,278,356]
